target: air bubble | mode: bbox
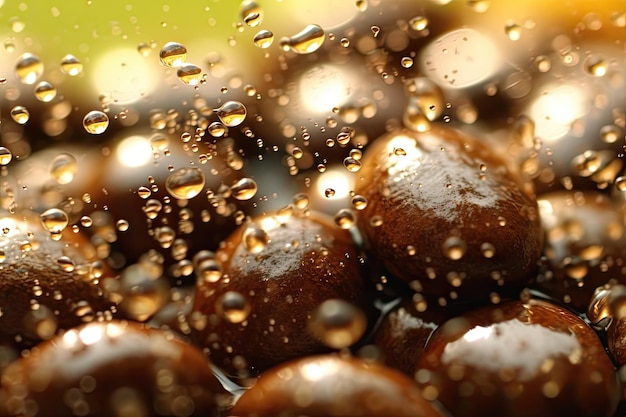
[442,236,466,260]
[0,147,12,166]
[308,299,367,349]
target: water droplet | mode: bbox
[34,81,57,102]
[214,101,247,127]
[208,121,227,137]
[155,226,176,249]
[118,262,168,321]
[10,106,30,124]
[279,24,325,54]
[137,42,152,57]
[293,193,309,209]
[50,153,78,184]
[159,42,187,67]
[404,77,444,121]
[165,167,205,199]
[401,57,414,68]
[584,55,607,77]
[325,188,336,198]
[480,242,496,258]
[611,11,626,28]
[600,125,621,144]
[193,251,222,283]
[534,55,551,72]
[615,176,626,191]
[83,110,110,134]
[409,15,428,31]
[40,208,69,234]
[176,63,203,85]
[243,223,270,253]
[343,157,361,172]
[467,0,489,13]
[15,53,43,84]
[80,216,93,227]
[0,147,12,166]
[231,177,258,200]
[253,29,274,48]
[334,209,355,229]
[442,236,466,260]
[216,291,250,323]
[308,299,367,349]
[116,219,129,232]
[240,0,263,27]
[57,256,75,272]
[60,54,83,76]
[351,195,367,210]
[505,22,522,41]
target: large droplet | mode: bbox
[50,153,78,184]
[215,101,247,127]
[231,177,258,200]
[165,167,205,199]
[60,54,83,76]
[0,147,12,166]
[176,63,203,85]
[404,77,444,121]
[279,24,325,54]
[40,208,69,234]
[159,42,187,67]
[308,299,367,349]
[15,53,43,84]
[83,110,110,134]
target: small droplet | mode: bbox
[214,101,247,127]
[325,188,336,198]
[279,24,325,54]
[0,147,12,166]
[10,106,30,124]
[308,299,367,349]
[15,53,43,84]
[600,125,621,144]
[165,167,205,199]
[116,219,130,232]
[480,242,496,258]
[584,55,607,77]
[351,195,368,210]
[240,0,263,27]
[83,110,110,134]
[442,236,466,260]
[401,57,414,68]
[34,81,57,102]
[293,193,309,210]
[615,176,626,191]
[334,209,355,229]
[60,54,83,76]
[216,291,250,323]
[176,63,203,85]
[343,157,361,172]
[40,208,69,234]
[231,177,258,200]
[159,42,187,67]
[50,153,78,184]
[535,55,551,73]
[243,223,270,253]
[505,22,522,41]
[409,16,428,31]
[208,121,227,137]
[137,42,152,57]
[57,256,75,272]
[253,29,274,48]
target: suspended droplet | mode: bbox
[409,16,429,31]
[404,77,444,121]
[401,57,414,68]
[615,176,626,191]
[505,22,522,41]
[60,54,83,76]
[243,223,270,253]
[83,110,110,134]
[116,219,130,232]
[143,199,163,220]
[34,81,57,102]
[600,125,621,144]
[351,195,368,210]
[442,236,466,260]
[40,208,69,234]
[176,63,203,85]
[159,42,187,67]
[253,30,274,49]
[240,0,263,27]
[343,157,361,172]
[584,55,608,77]
[293,193,309,210]
[50,153,78,184]
[214,101,247,127]
[137,42,152,57]
[216,291,250,323]
[15,53,43,84]
[118,262,168,322]
[208,121,227,137]
[10,106,30,124]
[231,177,258,200]
[480,242,496,258]
[334,209,355,229]
[0,147,12,166]
[308,299,367,349]
[193,251,223,283]
[165,167,205,199]
[279,24,325,54]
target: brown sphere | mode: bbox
[230,354,446,417]
[0,209,117,346]
[0,320,232,417]
[354,125,542,303]
[190,210,369,377]
[417,299,619,417]
[535,191,626,311]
